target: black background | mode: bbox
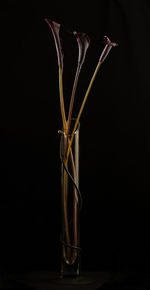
[1,0,150,274]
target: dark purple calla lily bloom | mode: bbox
[66,32,90,132]
[45,19,63,69]
[99,36,118,63]
[73,32,90,70]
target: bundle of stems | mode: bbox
[45,19,118,264]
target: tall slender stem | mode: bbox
[67,67,80,134]
[66,60,102,159]
[59,67,67,131]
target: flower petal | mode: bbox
[45,19,63,68]
[73,32,90,69]
[99,36,118,63]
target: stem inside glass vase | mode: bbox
[59,119,81,277]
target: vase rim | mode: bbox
[59,118,80,137]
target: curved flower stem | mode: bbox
[59,67,67,131]
[66,60,102,160]
[67,67,80,134]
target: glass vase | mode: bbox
[59,120,81,278]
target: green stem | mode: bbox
[66,61,102,159]
[59,67,67,131]
[67,67,80,134]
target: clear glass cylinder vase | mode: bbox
[59,120,80,277]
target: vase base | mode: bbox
[51,271,112,287]
[54,275,95,285]
[9,271,112,289]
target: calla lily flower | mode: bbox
[45,18,66,129]
[67,32,90,132]
[45,19,63,69]
[73,32,90,70]
[99,36,118,64]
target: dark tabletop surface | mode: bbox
[1,270,150,290]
